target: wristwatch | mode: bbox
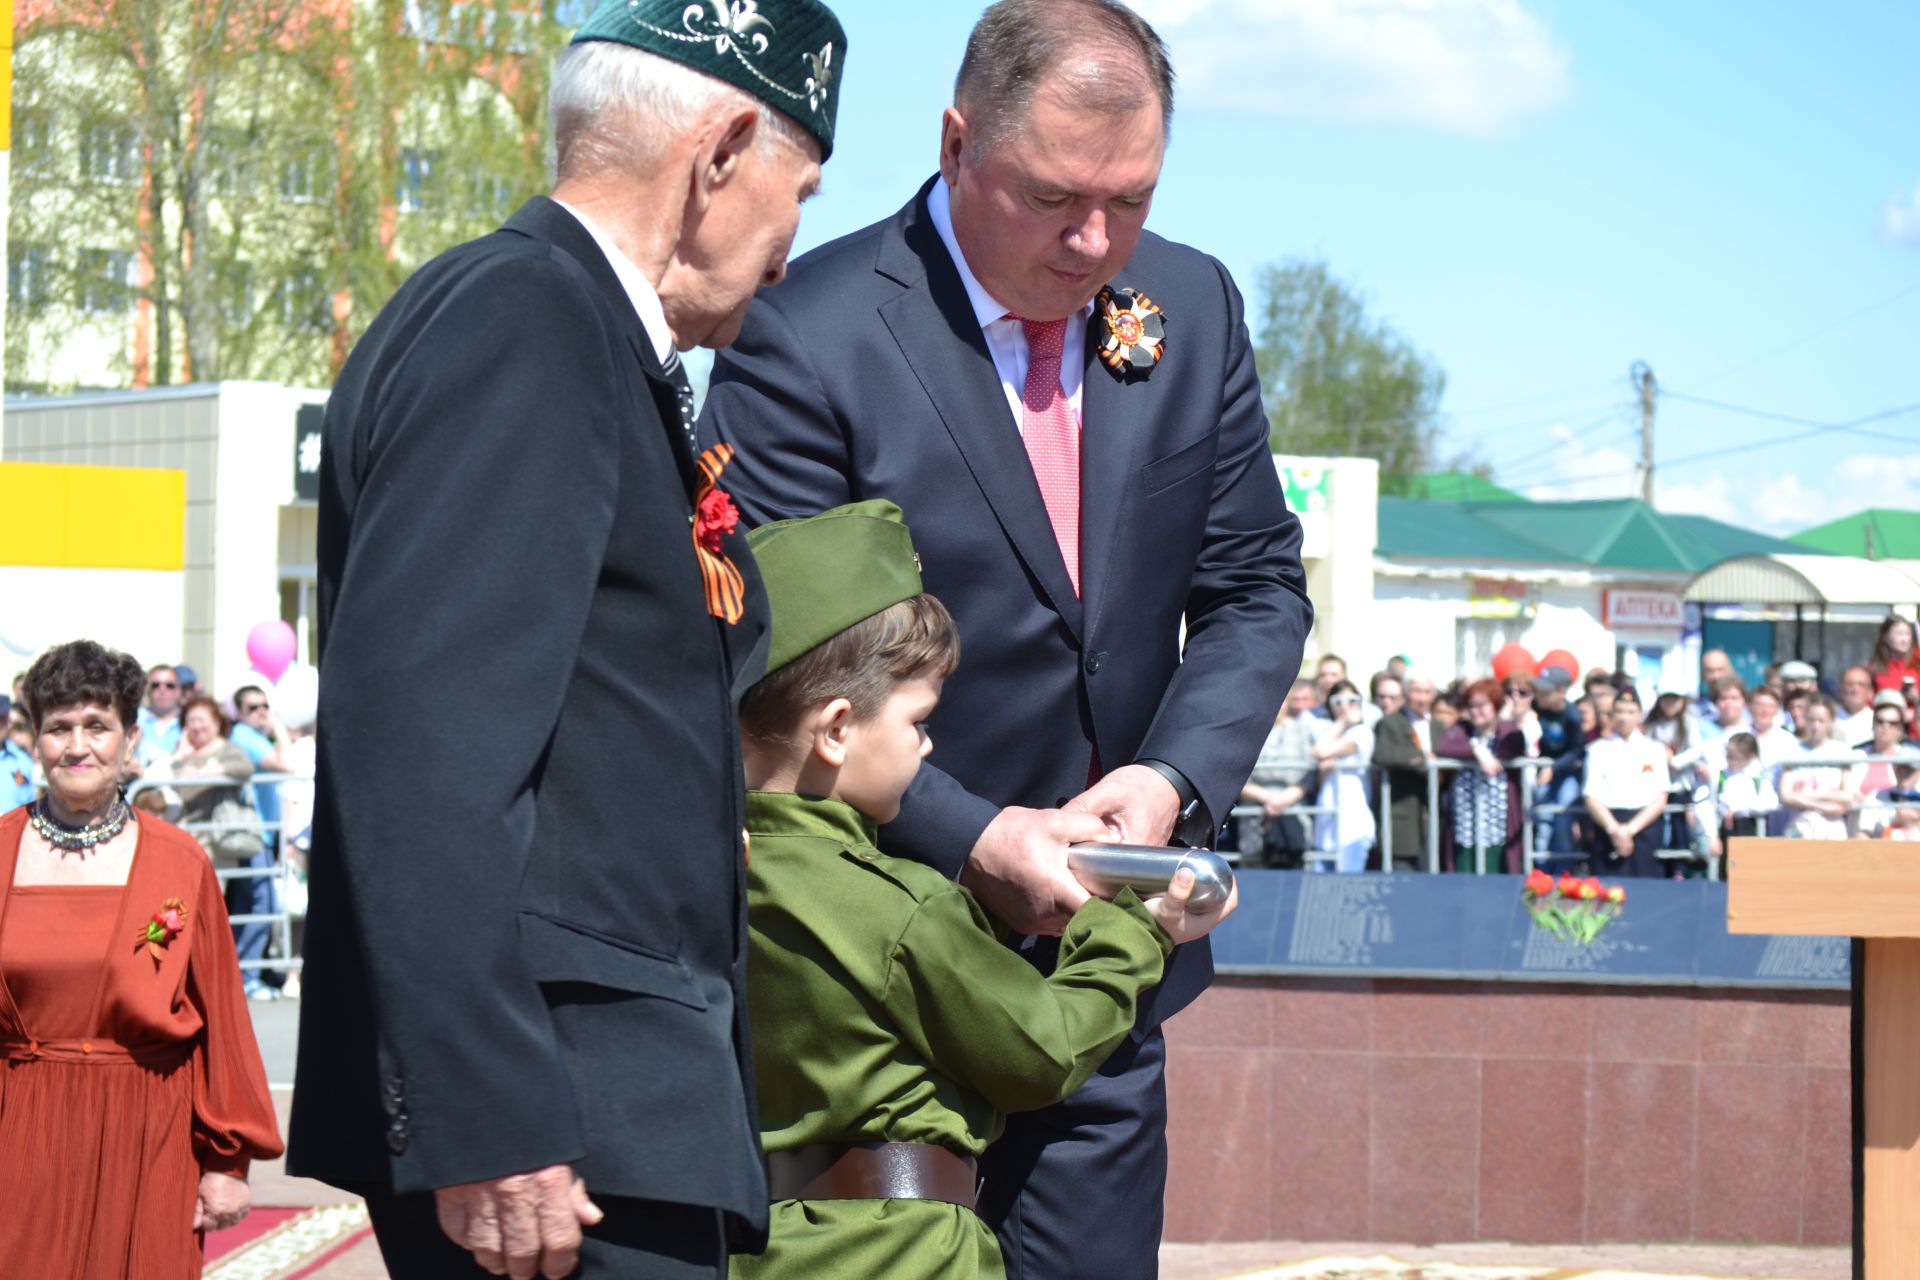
[1136,758,1215,848]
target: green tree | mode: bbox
[7,0,564,394]
[1252,258,1449,494]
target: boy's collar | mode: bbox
[746,790,880,848]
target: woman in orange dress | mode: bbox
[0,640,283,1277]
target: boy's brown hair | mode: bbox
[741,593,961,748]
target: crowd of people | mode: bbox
[1237,614,1920,877]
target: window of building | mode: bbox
[79,122,139,184]
[8,244,53,312]
[205,126,256,198]
[277,268,330,332]
[397,147,441,213]
[220,262,255,329]
[279,148,332,204]
[78,249,134,314]
[17,110,54,175]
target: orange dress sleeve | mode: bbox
[184,854,284,1176]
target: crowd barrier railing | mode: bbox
[126,772,311,975]
[1229,746,1920,879]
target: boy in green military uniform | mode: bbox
[734,500,1232,1280]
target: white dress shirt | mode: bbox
[925,179,1093,432]
[554,199,676,366]
[1582,730,1671,811]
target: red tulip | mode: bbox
[1524,869,1554,897]
[1557,873,1580,898]
[1606,886,1626,905]
[1578,881,1599,901]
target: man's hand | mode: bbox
[960,806,1103,936]
[435,1165,604,1280]
[1066,764,1181,846]
[193,1170,251,1233]
[1610,825,1636,859]
[1537,765,1554,788]
[1142,866,1239,946]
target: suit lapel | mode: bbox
[1077,294,1155,627]
[503,197,698,494]
[875,186,1083,637]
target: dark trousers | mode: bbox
[1596,807,1666,878]
[978,1028,1167,1280]
[364,1188,726,1279]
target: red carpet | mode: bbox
[207,1207,306,1260]
[202,1203,372,1279]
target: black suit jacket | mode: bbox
[289,197,773,1243]
[701,178,1312,1027]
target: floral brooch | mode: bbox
[693,444,746,625]
[137,898,188,962]
[1095,286,1166,378]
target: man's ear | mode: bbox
[937,107,969,186]
[690,104,763,212]
[810,697,856,770]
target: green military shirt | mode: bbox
[733,790,1173,1280]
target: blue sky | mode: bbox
[724,0,1920,536]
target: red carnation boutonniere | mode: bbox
[695,487,740,555]
[137,897,188,962]
[1095,286,1166,379]
[692,444,746,625]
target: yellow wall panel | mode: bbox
[0,463,186,570]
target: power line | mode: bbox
[1524,400,1920,488]
[1689,279,1920,389]
[1491,407,1630,483]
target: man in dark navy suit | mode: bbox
[290,2,847,1277]
[700,2,1312,1274]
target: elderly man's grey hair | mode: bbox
[953,0,1174,158]
[551,40,811,182]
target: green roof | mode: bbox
[1791,508,1920,560]
[1398,471,1526,503]
[1378,497,1817,573]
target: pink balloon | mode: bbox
[246,619,298,682]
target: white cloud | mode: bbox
[1126,0,1573,135]
[1516,423,1637,502]
[1505,430,1920,536]
[1883,182,1920,248]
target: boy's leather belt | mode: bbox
[766,1142,978,1209]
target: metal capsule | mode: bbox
[1066,844,1236,915]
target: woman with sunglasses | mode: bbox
[1309,681,1377,873]
[1854,692,1913,835]
[1434,679,1526,874]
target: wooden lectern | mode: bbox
[1728,839,1919,1279]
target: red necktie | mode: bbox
[1013,316,1081,595]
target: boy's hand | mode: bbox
[962,806,1101,936]
[1142,866,1238,946]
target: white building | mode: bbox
[2,383,324,695]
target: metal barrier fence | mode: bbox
[1228,750,1920,879]
[126,772,311,975]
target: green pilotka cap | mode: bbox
[570,0,847,160]
[748,500,924,675]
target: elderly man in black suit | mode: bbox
[288,3,846,1277]
[700,2,1312,1274]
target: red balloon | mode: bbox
[1537,648,1580,679]
[1491,643,1536,682]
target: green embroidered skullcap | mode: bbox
[571,0,847,159]
[749,500,924,675]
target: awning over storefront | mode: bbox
[1683,553,1920,605]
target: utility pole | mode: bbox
[1631,361,1657,506]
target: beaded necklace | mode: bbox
[28,795,132,856]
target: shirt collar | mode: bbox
[925,179,1095,329]
[553,198,676,366]
[745,790,879,848]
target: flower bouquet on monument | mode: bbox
[1521,869,1625,944]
